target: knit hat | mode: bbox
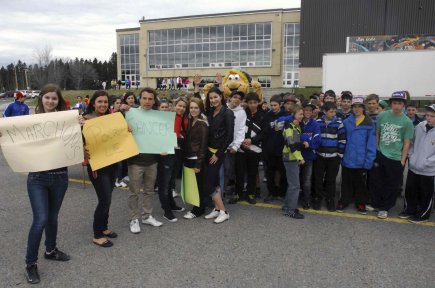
[351,96,365,107]
[231,90,245,99]
[425,103,435,113]
[379,100,389,109]
[389,91,407,103]
[15,91,25,99]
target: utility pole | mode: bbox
[14,65,18,90]
[24,68,29,90]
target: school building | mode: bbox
[116,0,435,89]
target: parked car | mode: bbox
[2,91,14,98]
[29,90,41,98]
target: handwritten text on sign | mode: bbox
[83,112,139,171]
[0,110,84,172]
[125,108,177,154]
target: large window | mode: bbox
[282,23,300,88]
[148,23,272,69]
[120,33,140,85]
[257,76,271,88]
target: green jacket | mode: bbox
[282,122,303,162]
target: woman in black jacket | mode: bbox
[203,87,234,224]
[183,97,209,219]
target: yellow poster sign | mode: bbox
[181,166,200,207]
[83,112,139,171]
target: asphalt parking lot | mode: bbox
[0,150,434,288]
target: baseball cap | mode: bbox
[389,91,407,103]
[15,91,26,98]
[302,101,316,110]
[425,103,435,113]
[351,96,365,107]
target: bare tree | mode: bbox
[34,45,53,68]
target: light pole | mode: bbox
[24,68,29,90]
[14,65,18,91]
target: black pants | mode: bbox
[87,164,116,238]
[169,148,183,191]
[266,154,287,197]
[404,170,434,220]
[370,152,404,211]
[185,159,206,216]
[313,156,340,203]
[235,152,261,198]
[340,166,368,206]
[157,155,177,214]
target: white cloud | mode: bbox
[0,0,300,66]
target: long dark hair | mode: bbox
[84,90,110,115]
[35,84,67,113]
[205,87,225,116]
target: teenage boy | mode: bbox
[369,91,414,219]
[318,90,344,120]
[337,96,376,214]
[365,94,380,124]
[312,102,346,211]
[299,102,321,209]
[399,104,435,223]
[2,91,29,117]
[339,93,353,120]
[127,88,164,233]
[224,90,247,196]
[263,95,287,202]
[231,93,264,204]
[406,102,422,127]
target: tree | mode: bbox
[69,58,97,89]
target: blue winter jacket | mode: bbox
[300,117,321,161]
[342,114,376,170]
[2,100,30,117]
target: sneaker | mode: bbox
[408,216,428,224]
[130,219,141,233]
[263,177,267,183]
[25,264,40,284]
[118,181,127,188]
[204,209,220,219]
[302,201,310,210]
[263,194,274,203]
[247,195,257,205]
[377,210,388,219]
[172,189,179,198]
[171,206,185,212]
[311,201,321,211]
[284,209,305,219]
[228,195,240,204]
[115,181,121,188]
[164,212,178,223]
[142,215,163,227]
[365,204,378,212]
[398,211,414,219]
[122,176,130,182]
[336,202,347,213]
[44,248,70,261]
[214,210,230,224]
[356,204,367,215]
[183,211,197,219]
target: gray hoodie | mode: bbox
[408,121,435,176]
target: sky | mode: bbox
[0,0,300,67]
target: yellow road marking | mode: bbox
[68,177,434,227]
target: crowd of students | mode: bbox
[1,78,434,284]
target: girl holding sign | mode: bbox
[203,87,234,224]
[23,84,81,284]
[83,91,118,248]
[183,98,209,219]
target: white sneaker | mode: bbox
[377,210,388,219]
[366,204,377,212]
[119,181,127,188]
[142,215,163,227]
[183,212,197,219]
[115,180,121,188]
[130,219,140,234]
[122,176,130,182]
[204,209,220,219]
[214,210,230,224]
[172,189,179,198]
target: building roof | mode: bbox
[115,27,140,32]
[138,8,300,23]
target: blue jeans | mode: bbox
[300,160,313,204]
[26,171,68,265]
[157,155,177,213]
[283,161,300,213]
